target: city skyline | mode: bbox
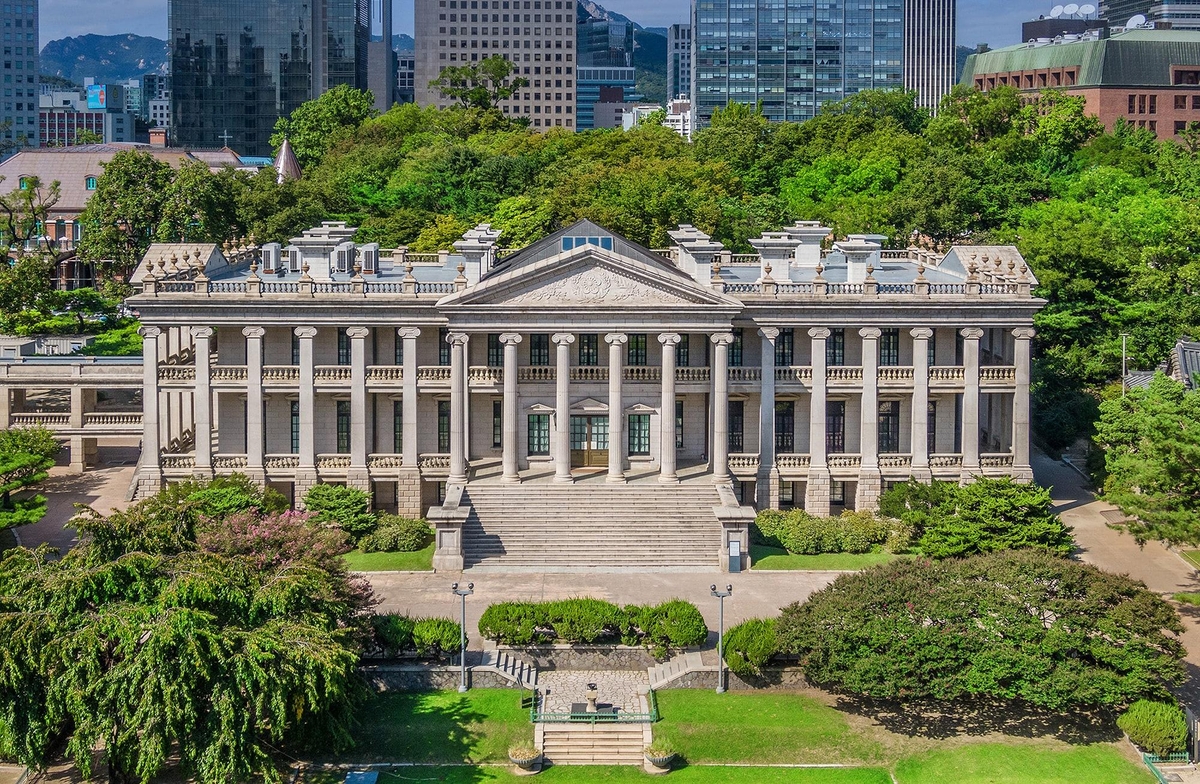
[41,0,1049,53]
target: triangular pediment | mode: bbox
[439,245,738,310]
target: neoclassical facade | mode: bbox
[128,220,1042,567]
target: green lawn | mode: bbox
[893,743,1154,784]
[1179,550,1200,570]
[751,544,900,571]
[653,690,885,765]
[1173,592,1200,606]
[342,543,434,571]
[302,766,891,783]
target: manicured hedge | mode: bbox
[369,613,462,657]
[722,617,779,677]
[478,598,707,653]
[1118,700,1188,756]
[753,509,912,555]
[359,515,432,552]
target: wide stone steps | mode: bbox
[461,483,724,569]
[477,649,538,689]
[647,651,704,690]
[539,724,646,765]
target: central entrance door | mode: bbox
[570,415,610,467]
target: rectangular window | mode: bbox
[529,333,550,365]
[528,413,550,455]
[627,334,647,366]
[336,400,351,453]
[438,401,452,453]
[1177,94,1188,110]
[826,400,846,453]
[395,335,404,365]
[775,328,794,367]
[337,328,351,366]
[879,328,900,366]
[675,399,684,450]
[1129,94,1136,114]
[487,334,503,366]
[439,327,451,366]
[493,399,502,448]
[290,400,300,453]
[1150,94,1157,114]
[878,400,900,453]
[578,333,598,365]
[728,400,744,452]
[292,332,300,365]
[928,401,937,454]
[775,400,795,452]
[830,480,845,505]
[393,400,403,453]
[729,329,743,367]
[1193,95,1200,110]
[928,333,937,367]
[827,329,845,366]
[629,413,650,455]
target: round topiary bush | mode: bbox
[371,613,415,654]
[637,599,708,653]
[479,602,551,645]
[723,617,778,677]
[1118,700,1188,756]
[359,515,432,552]
[412,617,463,657]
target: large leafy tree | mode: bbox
[0,426,59,528]
[776,550,1186,709]
[0,479,370,783]
[427,56,529,111]
[155,159,238,243]
[1095,373,1200,545]
[269,84,378,170]
[76,150,174,279]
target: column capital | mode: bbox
[961,327,985,340]
[710,332,735,346]
[658,332,682,346]
[242,326,265,339]
[448,331,470,346]
[858,327,882,340]
[499,332,524,345]
[137,325,162,338]
[1012,327,1036,340]
[346,326,370,339]
[807,327,830,340]
[758,327,780,341]
[605,332,628,345]
[397,327,421,339]
[294,326,318,339]
[551,332,576,345]
[191,326,215,340]
[909,327,934,340]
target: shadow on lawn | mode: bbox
[343,692,491,765]
[833,695,1122,743]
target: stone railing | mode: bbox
[775,366,813,383]
[212,365,248,382]
[517,366,554,382]
[263,365,300,383]
[728,453,759,471]
[623,366,661,382]
[980,366,1017,383]
[724,283,760,294]
[878,366,914,382]
[469,366,502,384]
[260,281,299,293]
[727,367,762,382]
[827,366,863,382]
[208,281,247,293]
[159,366,196,381]
[160,454,195,469]
[930,453,963,468]
[317,454,351,468]
[929,366,964,382]
[364,282,405,294]
[419,453,451,469]
[877,283,915,294]
[777,453,810,470]
[981,453,1015,468]
[265,454,300,469]
[12,412,69,426]
[570,366,607,382]
[312,282,353,294]
[213,454,248,469]
[314,366,352,382]
[728,254,759,265]
[879,453,913,469]
[368,453,404,469]
[367,366,404,382]
[828,453,862,468]
[418,366,453,382]
[776,282,815,294]
[417,282,456,294]
[826,283,864,295]
[83,412,142,426]
[929,283,965,294]
[676,367,710,383]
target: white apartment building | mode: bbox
[414,0,578,129]
[128,220,1041,570]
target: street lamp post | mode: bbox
[710,584,732,694]
[452,582,474,693]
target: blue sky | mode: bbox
[42,0,1047,51]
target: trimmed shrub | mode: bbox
[635,599,708,654]
[723,618,778,677]
[546,598,627,644]
[754,509,908,556]
[477,599,708,653]
[1119,700,1188,756]
[413,617,464,657]
[359,515,431,552]
[752,509,791,548]
[371,613,415,654]
[479,602,551,646]
[303,484,376,539]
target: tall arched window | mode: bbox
[85,176,97,190]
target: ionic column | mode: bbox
[605,333,628,483]
[460,334,471,465]
[805,328,831,516]
[398,328,421,467]
[856,328,882,509]
[135,326,163,496]
[910,328,933,482]
[552,333,575,483]
[449,331,469,484]
[961,327,984,479]
[193,326,214,475]
[1012,327,1035,481]
[659,333,681,483]
[295,326,318,471]
[347,326,370,488]
[242,328,265,475]
[500,333,523,482]
[757,328,779,508]
[710,332,734,483]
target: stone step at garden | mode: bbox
[647,651,704,689]
[539,723,647,765]
[477,649,538,689]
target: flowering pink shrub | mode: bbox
[197,509,352,570]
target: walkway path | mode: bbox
[13,446,137,553]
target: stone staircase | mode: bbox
[647,651,704,690]
[536,722,650,766]
[461,481,724,570]
[476,649,538,689]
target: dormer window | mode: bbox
[85,176,97,190]
[561,235,613,252]
[17,176,28,190]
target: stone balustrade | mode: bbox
[263,365,300,383]
[211,365,248,382]
[316,453,352,468]
[12,412,69,426]
[827,366,864,382]
[828,453,863,468]
[776,453,811,470]
[879,453,913,469]
[368,453,404,468]
[264,454,300,469]
[728,453,760,471]
[469,366,502,385]
[82,413,142,427]
[366,366,404,382]
[314,366,352,382]
[418,366,453,382]
[213,454,249,469]
[727,367,762,382]
[419,453,451,469]
[930,453,964,468]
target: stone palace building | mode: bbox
[127,220,1042,570]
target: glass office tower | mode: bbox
[170,0,367,156]
[693,0,903,126]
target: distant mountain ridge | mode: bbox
[40,33,168,84]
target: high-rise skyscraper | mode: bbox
[1101,0,1151,23]
[1102,0,1200,28]
[904,0,956,111]
[170,0,368,156]
[2,0,38,152]
[414,0,577,130]
[366,0,397,111]
[668,23,691,101]
[691,0,904,126]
